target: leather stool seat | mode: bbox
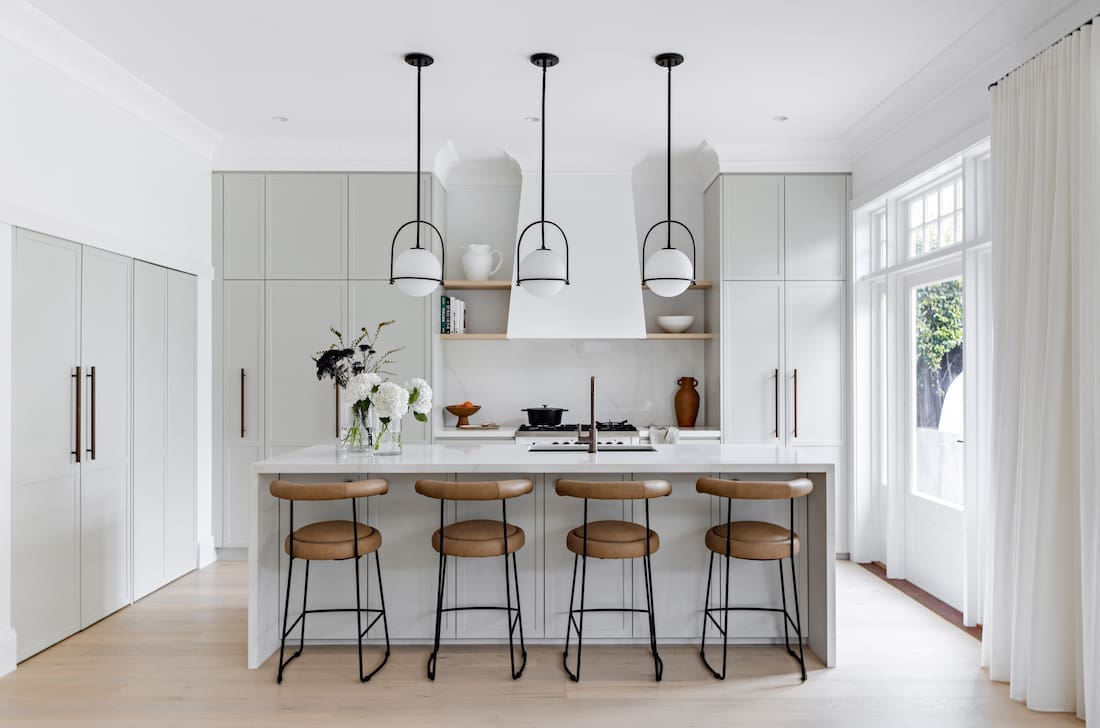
[566,520,660,559]
[285,520,381,561]
[431,519,525,558]
[705,520,799,560]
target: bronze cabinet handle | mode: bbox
[773,368,779,438]
[240,368,246,438]
[792,368,799,438]
[86,366,96,460]
[72,366,82,463]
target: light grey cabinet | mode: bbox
[265,280,347,454]
[785,281,846,446]
[266,174,348,279]
[349,173,434,279]
[133,263,199,598]
[720,175,784,280]
[222,173,265,279]
[784,175,848,280]
[222,281,265,548]
[722,282,783,445]
[349,281,432,443]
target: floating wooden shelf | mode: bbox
[439,333,508,340]
[442,280,512,291]
[645,333,715,340]
[643,280,714,291]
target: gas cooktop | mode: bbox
[517,420,637,433]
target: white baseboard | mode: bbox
[0,626,17,677]
[198,534,217,568]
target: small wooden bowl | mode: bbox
[445,404,481,427]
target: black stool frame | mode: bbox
[277,498,391,683]
[563,498,663,682]
[427,497,527,681]
[700,495,806,681]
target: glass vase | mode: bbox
[369,409,402,456]
[340,401,371,453]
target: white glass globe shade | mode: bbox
[645,247,693,297]
[519,248,566,297]
[393,247,441,297]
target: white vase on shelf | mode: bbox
[461,244,503,281]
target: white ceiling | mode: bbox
[24,0,1075,170]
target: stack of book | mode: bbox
[440,295,467,334]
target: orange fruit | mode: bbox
[462,400,474,408]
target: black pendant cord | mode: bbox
[539,62,547,250]
[665,61,672,249]
[414,62,423,248]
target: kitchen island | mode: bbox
[248,443,836,671]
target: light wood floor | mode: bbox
[0,561,1081,727]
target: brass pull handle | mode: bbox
[792,368,799,439]
[773,368,779,439]
[86,366,97,460]
[72,366,82,463]
[335,383,341,438]
[240,368,246,438]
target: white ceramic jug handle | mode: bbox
[489,249,504,276]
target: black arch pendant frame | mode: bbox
[641,52,697,290]
[515,53,571,289]
[390,52,447,288]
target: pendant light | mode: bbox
[390,52,446,297]
[642,52,696,298]
[514,52,570,297]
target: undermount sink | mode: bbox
[527,444,658,453]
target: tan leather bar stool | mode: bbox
[696,477,813,681]
[269,478,390,684]
[555,479,672,682]
[415,478,534,681]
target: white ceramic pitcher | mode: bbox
[461,244,504,281]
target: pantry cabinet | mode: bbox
[265,174,348,279]
[349,173,435,279]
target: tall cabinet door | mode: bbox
[79,248,132,626]
[721,175,784,280]
[266,174,348,279]
[349,173,431,279]
[164,271,197,580]
[12,230,82,660]
[266,281,347,455]
[132,263,167,599]
[722,282,783,444]
[784,174,848,281]
[223,281,265,548]
[785,281,846,446]
[349,282,431,442]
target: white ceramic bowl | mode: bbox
[657,315,695,334]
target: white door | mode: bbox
[349,281,431,442]
[720,176,784,280]
[164,271,197,580]
[223,281,265,548]
[783,175,848,281]
[12,230,82,660]
[265,280,347,455]
[785,281,846,446]
[721,282,782,444]
[132,262,167,599]
[79,247,132,626]
[902,263,966,608]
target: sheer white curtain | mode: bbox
[985,23,1099,720]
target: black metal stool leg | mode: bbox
[357,549,391,682]
[562,552,580,679]
[779,558,793,655]
[511,551,528,674]
[353,552,365,681]
[277,555,294,684]
[790,553,807,681]
[642,550,663,681]
[427,550,446,680]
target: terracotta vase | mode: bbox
[674,377,700,427]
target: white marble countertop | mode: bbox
[251,442,834,475]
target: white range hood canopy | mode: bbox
[506,170,647,339]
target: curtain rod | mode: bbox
[988,13,1098,90]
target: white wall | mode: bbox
[0,3,217,677]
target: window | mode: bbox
[907,177,963,257]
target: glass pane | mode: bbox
[912,278,964,506]
[910,228,924,255]
[941,183,956,214]
[942,215,955,246]
[925,191,938,222]
[910,198,923,228]
[926,221,939,250]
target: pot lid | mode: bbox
[522,404,568,411]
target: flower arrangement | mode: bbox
[314,321,432,453]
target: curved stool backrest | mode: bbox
[555,479,672,500]
[415,479,533,501]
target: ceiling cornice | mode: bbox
[0,0,221,158]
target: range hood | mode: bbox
[506,171,647,339]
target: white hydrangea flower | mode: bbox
[371,381,410,420]
[345,372,381,404]
[407,377,433,415]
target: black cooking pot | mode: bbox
[522,404,568,427]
